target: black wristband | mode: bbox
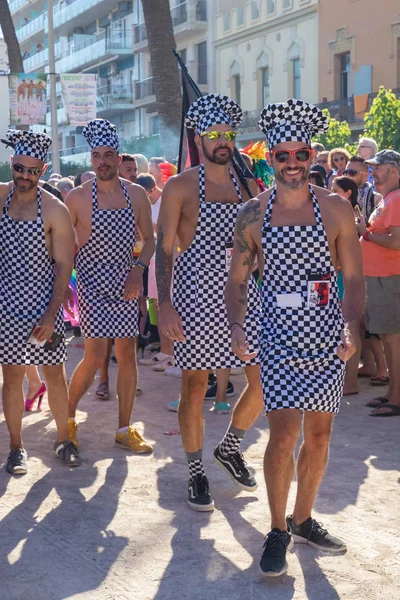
[135,260,147,270]
[230,322,244,331]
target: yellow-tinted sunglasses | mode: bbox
[200,130,237,142]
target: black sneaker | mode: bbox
[286,516,347,553]
[214,445,257,491]
[6,448,28,475]
[204,381,235,401]
[259,529,293,577]
[54,440,81,467]
[188,474,215,512]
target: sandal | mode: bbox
[95,382,110,401]
[370,376,390,386]
[365,396,388,408]
[369,403,400,417]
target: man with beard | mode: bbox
[225,99,365,576]
[66,119,154,453]
[0,130,80,474]
[119,153,138,183]
[156,94,263,512]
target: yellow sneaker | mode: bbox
[114,426,153,454]
[68,418,79,450]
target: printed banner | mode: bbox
[60,73,97,126]
[9,73,47,126]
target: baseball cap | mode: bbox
[365,149,400,169]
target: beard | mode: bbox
[96,165,118,181]
[202,142,233,165]
[13,176,36,192]
[275,166,309,190]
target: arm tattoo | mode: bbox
[235,200,261,280]
[156,225,173,305]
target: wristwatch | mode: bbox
[135,260,147,269]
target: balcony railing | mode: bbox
[23,46,49,71]
[134,24,147,44]
[55,29,132,71]
[52,0,106,29]
[317,89,400,124]
[97,85,134,110]
[171,2,188,26]
[16,11,46,41]
[9,0,30,14]
[135,77,155,100]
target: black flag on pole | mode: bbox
[173,49,255,198]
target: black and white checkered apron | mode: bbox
[0,186,66,365]
[173,164,260,370]
[259,185,345,413]
[76,178,139,338]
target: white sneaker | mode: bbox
[167,398,180,412]
[153,356,174,372]
[164,366,182,378]
[138,352,170,366]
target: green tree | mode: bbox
[313,109,353,151]
[364,86,400,150]
[0,161,11,183]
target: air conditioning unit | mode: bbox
[107,63,118,75]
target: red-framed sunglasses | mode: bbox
[270,149,313,163]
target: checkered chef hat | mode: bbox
[185,94,243,134]
[258,99,328,148]
[6,129,52,162]
[82,118,120,152]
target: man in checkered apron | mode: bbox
[156,94,264,512]
[0,129,81,475]
[65,119,155,454]
[226,99,365,576]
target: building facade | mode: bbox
[318,0,400,131]
[9,0,215,166]
[214,0,319,143]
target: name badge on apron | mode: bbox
[276,293,302,308]
[307,273,330,308]
[226,242,233,270]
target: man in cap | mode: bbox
[0,129,80,474]
[225,99,365,575]
[356,150,400,417]
[66,118,154,453]
[156,93,263,512]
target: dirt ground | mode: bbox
[0,336,399,600]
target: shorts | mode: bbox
[365,275,400,334]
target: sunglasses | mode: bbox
[200,130,237,142]
[13,163,42,176]
[343,169,364,177]
[333,156,346,162]
[270,149,312,163]
[317,159,328,164]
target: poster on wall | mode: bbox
[9,73,47,126]
[60,73,97,126]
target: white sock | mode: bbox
[117,426,129,434]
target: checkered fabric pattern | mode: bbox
[188,459,206,480]
[82,118,120,152]
[258,185,345,414]
[76,178,139,338]
[220,430,243,456]
[0,187,66,365]
[185,94,243,134]
[258,99,328,149]
[173,164,261,370]
[6,129,52,162]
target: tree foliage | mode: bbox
[312,109,353,151]
[122,135,163,158]
[364,86,400,150]
[0,161,11,183]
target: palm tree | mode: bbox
[141,0,181,160]
[0,0,23,72]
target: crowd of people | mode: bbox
[0,93,399,579]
